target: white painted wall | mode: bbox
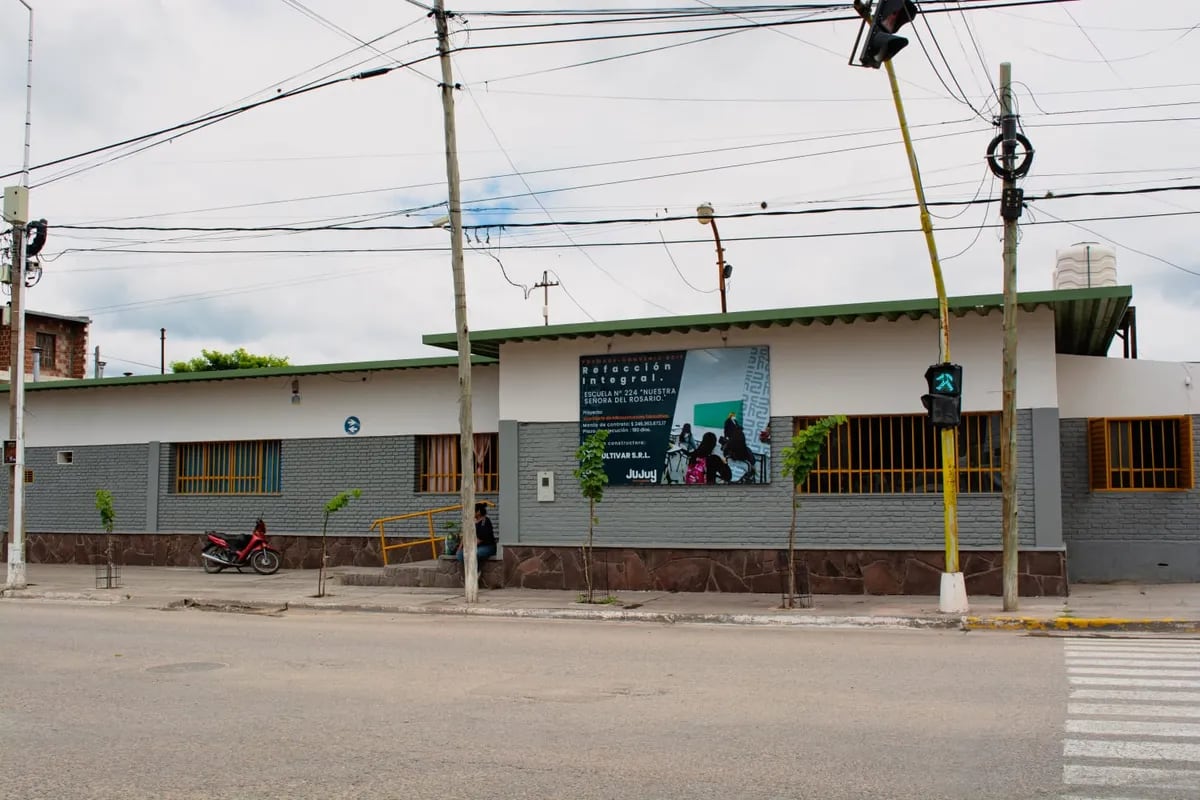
[499,309,1060,421]
[1057,355,1198,419]
[24,365,499,447]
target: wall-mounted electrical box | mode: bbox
[537,470,555,502]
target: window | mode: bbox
[1089,416,1194,491]
[418,433,499,493]
[174,440,282,495]
[35,332,56,371]
[56,450,74,465]
[794,413,1001,494]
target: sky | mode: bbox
[0,0,1197,375]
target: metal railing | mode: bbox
[371,500,495,566]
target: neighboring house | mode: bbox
[2,284,1196,596]
[0,309,90,381]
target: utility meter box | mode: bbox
[536,470,555,502]
[3,186,29,225]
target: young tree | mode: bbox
[316,489,362,598]
[780,415,847,609]
[573,429,610,604]
[170,348,290,373]
[94,489,116,588]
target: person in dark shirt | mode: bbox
[456,502,497,563]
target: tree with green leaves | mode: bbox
[316,488,361,598]
[573,429,610,604]
[170,348,290,373]
[95,489,117,587]
[780,415,847,609]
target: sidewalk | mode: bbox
[4,564,1200,633]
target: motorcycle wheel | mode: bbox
[250,549,281,575]
[202,544,225,574]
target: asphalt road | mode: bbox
[0,603,1065,800]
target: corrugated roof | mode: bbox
[422,286,1133,359]
[0,354,495,393]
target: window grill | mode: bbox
[1089,416,1194,491]
[417,433,499,493]
[174,440,282,495]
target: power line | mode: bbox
[51,182,1200,236]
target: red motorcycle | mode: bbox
[201,518,282,575]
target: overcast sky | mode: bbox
[1,0,1196,374]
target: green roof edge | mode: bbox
[422,285,1134,355]
[2,354,496,393]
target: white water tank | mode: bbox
[1054,242,1118,290]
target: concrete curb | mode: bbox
[963,615,1200,634]
[1,589,123,603]
[284,600,967,629]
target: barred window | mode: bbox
[174,440,282,495]
[1089,416,1194,491]
[35,332,56,370]
[417,433,499,493]
[794,413,1001,494]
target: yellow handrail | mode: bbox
[370,501,495,566]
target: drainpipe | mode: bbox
[31,346,40,382]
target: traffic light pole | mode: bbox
[882,58,965,614]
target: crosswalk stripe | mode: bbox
[1070,676,1200,688]
[1064,738,1200,761]
[1071,688,1200,702]
[1065,643,1200,653]
[1063,764,1200,789]
[1067,658,1200,668]
[1069,666,1200,677]
[1070,702,1200,718]
[1066,718,1200,737]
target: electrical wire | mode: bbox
[1029,206,1200,279]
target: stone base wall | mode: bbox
[5,533,440,570]
[503,546,1067,597]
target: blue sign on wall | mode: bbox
[344,416,361,435]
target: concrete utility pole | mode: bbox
[533,270,559,326]
[433,0,478,603]
[4,0,33,590]
[998,63,1021,612]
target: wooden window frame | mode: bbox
[1088,416,1194,492]
[35,331,56,371]
[793,412,1002,495]
[417,433,499,494]
[174,440,282,495]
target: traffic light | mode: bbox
[922,362,962,429]
[859,0,919,69]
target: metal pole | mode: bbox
[882,58,964,613]
[709,219,728,314]
[433,0,478,603]
[1000,62,1019,612]
[160,327,166,374]
[5,0,32,590]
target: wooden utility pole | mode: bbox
[434,0,478,603]
[999,63,1020,611]
[533,271,559,326]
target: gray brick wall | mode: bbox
[513,415,1035,550]
[11,444,149,533]
[12,435,497,538]
[1060,416,1200,581]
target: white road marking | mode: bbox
[1067,658,1200,668]
[1069,702,1200,718]
[1064,738,1200,761]
[1071,688,1200,702]
[1068,666,1200,677]
[1069,676,1200,687]
[1064,765,1200,789]
[1066,718,1200,737]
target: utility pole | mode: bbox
[852,0,964,613]
[995,63,1029,612]
[4,0,33,590]
[160,327,166,374]
[533,271,559,326]
[433,0,478,603]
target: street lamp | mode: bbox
[3,0,33,590]
[696,202,729,314]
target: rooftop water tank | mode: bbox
[1054,242,1118,290]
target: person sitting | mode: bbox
[687,432,732,484]
[455,503,497,564]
